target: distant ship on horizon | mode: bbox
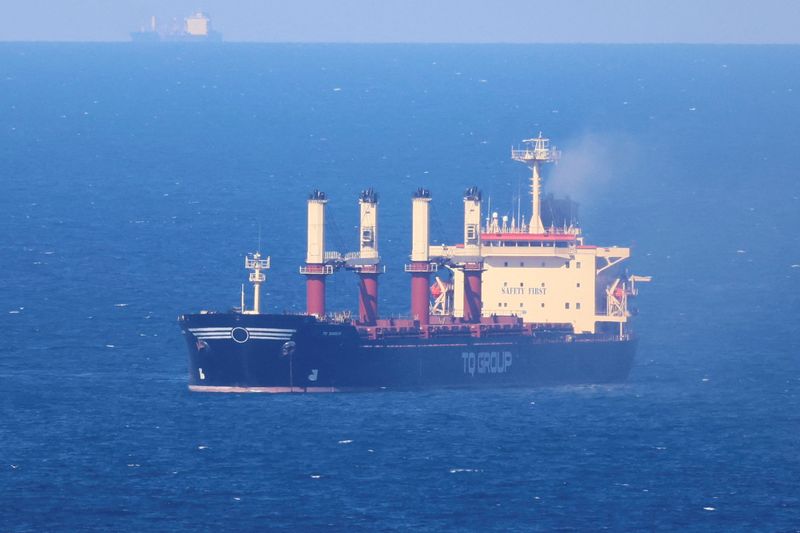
[131,12,222,42]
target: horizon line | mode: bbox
[2,39,799,46]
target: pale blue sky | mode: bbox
[1,0,798,43]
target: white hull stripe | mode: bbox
[192,331,291,335]
[190,327,295,342]
[189,327,295,333]
[193,335,292,340]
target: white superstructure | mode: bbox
[428,133,649,334]
[185,12,211,37]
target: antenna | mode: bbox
[486,195,491,231]
[257,222,262,253]
[517,180,521,232]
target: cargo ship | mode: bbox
[178,134,650,392]
[131,12,222,42]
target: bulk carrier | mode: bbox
[178,134,650,392]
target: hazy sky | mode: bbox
[1,0,799,43]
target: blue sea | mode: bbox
[1,43,799,531]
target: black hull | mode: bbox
[179,314,636,392]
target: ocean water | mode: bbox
[1,43,799,531]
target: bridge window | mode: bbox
[576,302,581,310]
[504,261,508,267]
[565,302,570,309]
[576,282,581,288]
[541,303,545,308]
[576,262,582,268]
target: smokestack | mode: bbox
[356,189,379,326]
[462,187,483,323]
[301,190,329,318]
[406,188,434,326]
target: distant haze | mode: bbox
[2,0,799,43]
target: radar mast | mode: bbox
[511,132,560,234]
[243,252,270,314]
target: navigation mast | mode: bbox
[511,133,560,234]
[243,251,270,314]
